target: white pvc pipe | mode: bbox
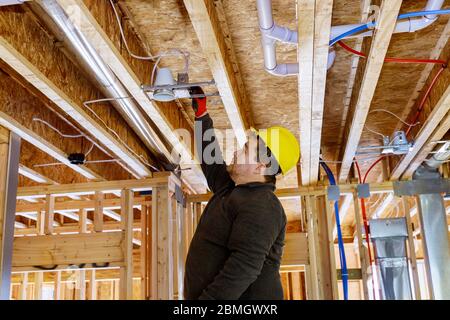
[257,0,444,77]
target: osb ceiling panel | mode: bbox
[122,0,231,130]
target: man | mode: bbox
[184,87,300,300]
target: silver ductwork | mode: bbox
[370,218,413,300]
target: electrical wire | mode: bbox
[33,159,120,168]
[45,104,115,159]
[109,0,190,76]
[320,161,349,300]
[84,142,95,157]
[368,109,420,127]
[337,40,447,65]
[363,124,386,139]
[83,97,160,172]
[330,9,450,46]
[406,65,447,137]
[32,118,85,138]
[33,118,97,159]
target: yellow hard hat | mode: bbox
[251,126,300,175]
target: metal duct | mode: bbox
[370,218,412,300]
[413,165,450,300]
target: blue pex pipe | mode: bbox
[320,161,349,300]
[329,9,450,46]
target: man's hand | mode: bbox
[189,86,207,118]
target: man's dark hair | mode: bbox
[256,136,281,184]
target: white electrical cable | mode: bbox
[364,109,420,140]
[33,118,85,138]
[109,0,190,76]
[82,97,160,172]
[84,142,95,157]
[45,104,115,159]
[363,124,386,139]
[33,117,97,160]
[369,109,420,127]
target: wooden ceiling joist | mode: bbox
[0,7,154,179]
[337,0,403,183]
[309,0,333,185]
[54,0,205,191]
[297,0,333,186]
[297,0,315,186]
[183,0,251,147]
[18,164,55,185]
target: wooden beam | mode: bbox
[13,232,125,267]
[352,191,369,299]
[44,194,55,235]
[153,186,173,299]
[371,192,395,219]
[14,221,141,236]
[16,172,174,197]
[20,272,28,300]
[309,0,334,185]
[54,271,61,300]
[282,232,309,266]
[34,272,43,300]
[186,181,395,203]
[338,0,403,182]
[0,7,153,178]
[15,197,150,213]
[183,0,250,147]
[119,189,133,300]
[0,126,20,300]
[54,0,205,191]
[140,204,147,300]
[297,0,315,185]
[88,270,96,300]
[335,0,372,160]
[93,191,104,232]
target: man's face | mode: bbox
[227,132,262,181]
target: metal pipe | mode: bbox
[413,165,450,300]
[415,192,450,299]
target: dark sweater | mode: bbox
[183,114,286,300]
